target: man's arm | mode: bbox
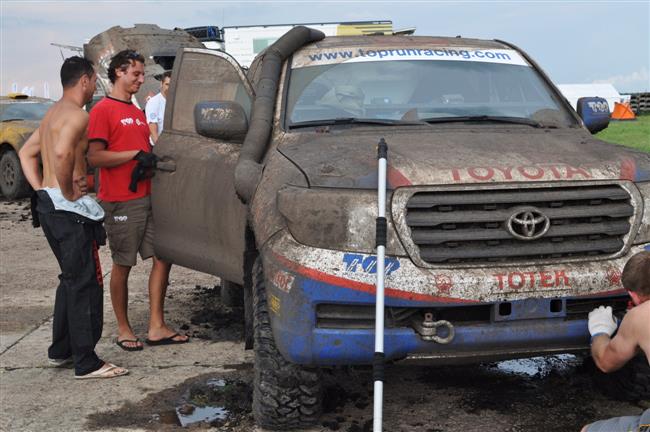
[148,122,159,144]
[18,129,43,190]
[87,141,139,168]
[591,309,640,373]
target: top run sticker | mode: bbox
[293,47,530,68]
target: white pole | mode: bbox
[373,138,388,432]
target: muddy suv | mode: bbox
[0,94,53,199]
[152,28,650,429]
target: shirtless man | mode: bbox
[581,250,649,432]
[19,56,128,379]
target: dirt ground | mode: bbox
[0,198,647,432]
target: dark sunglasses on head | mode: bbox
[125,50,142,60]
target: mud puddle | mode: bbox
[174,377,251,428]
[85,371,255,431]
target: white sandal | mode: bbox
[75,362,129,379]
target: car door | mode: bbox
[152,48,253,284]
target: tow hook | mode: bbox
[411,312,455,344]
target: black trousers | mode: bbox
[35,191,106,375]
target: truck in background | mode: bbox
[82,24,204,109]
[184,20,409,67]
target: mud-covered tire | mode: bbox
[221,280,244,308]
[0,150,31,199]
[252,257,322,429]
[592,355,650,401]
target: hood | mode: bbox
[278,126,650,189]
[0,120,40,144]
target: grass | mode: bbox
[596,113,650,153]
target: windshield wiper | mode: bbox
[420,115,550,128]
[289,117,426,129]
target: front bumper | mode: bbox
[261,231,646,366]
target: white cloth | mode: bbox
[145,92,166,145]
[41,187,104,221]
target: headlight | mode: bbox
[277,185,406,255]
[634,181,650,244]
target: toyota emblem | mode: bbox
[506,207,551,240]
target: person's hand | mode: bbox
[588,306,618,337]
[74,175,88,195]
[133,150,158,168]
[129,163,146,192]
[68,175,87,201]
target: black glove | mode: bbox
[129,162,146,192]
[133,150,158,168]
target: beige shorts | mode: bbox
[99,196,154,267]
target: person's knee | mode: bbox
[152,256,171,269]
[111,263,131,280]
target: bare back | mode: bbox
[631,301,650,363]
[39,100,89,190]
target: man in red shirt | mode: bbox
[88,50,188,351]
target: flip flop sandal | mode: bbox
[145,333,189,346]
[75,363,129,380]
[116,338,143,351]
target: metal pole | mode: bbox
[373,138,388,432]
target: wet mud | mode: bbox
[179,284,245,342]
[85,371,256,431]
[85,281,648,432]
[88,353,646,431]
[0,199,30,223]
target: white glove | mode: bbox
[588,306,618,337]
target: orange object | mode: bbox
[611,102,636,120]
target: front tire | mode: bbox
[0,150,31,199]
[252,257,322,429]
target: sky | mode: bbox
[1,0,648,100]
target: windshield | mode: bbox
[286,47,575,128]
[0,102,53,122]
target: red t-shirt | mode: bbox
[88,97,152,202]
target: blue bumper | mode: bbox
[265,260,598,366]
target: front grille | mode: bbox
[315,296,630,329]
[316,305,418,329]
[405,184,634,265]
[566,296,630,320]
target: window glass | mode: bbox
[172,52,251,133]
[287,59,575,127]
[0,102,53,122]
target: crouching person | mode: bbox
[582,251,649,431]
[18,56,128,379]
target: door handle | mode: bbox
[156,160,176,172]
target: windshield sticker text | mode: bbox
[294,47,529,68]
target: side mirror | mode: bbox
[576,97,610,134]
[194,101,248,142]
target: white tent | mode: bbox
[557,83,626,113]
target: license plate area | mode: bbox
[492,298,566,322]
